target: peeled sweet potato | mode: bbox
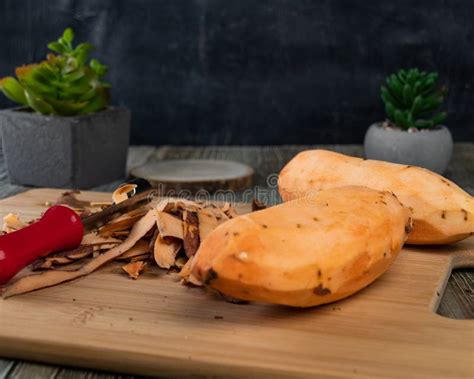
[279,150,474,245]
[191,186,411,307]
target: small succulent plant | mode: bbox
[381,68,447,130]
[0,28,110,116]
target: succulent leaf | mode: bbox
[90,59,108,77]
[24,89,55,114]
[430,111,447,126]
[402,84,413,105]
[394,110,405,128]
[381,68,447,130]
[411,95,423,116]
[0,77,28,105]
[47,42,66,54]
[62,28,74,44]
[0,28,110,116]
[79,88,109,114]
[75,42,93,52]
[385,101,396,121]
[47,98,88,116]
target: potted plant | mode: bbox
[0,28,130,188]
[364,68,452,174]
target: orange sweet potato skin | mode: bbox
[192,186,411,307]
[279,150,474,245]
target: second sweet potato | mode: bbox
[279,150,474,244]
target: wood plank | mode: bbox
[438,268,474,319]
[0,188,472,379]
[0,144,472,378]
[7,362,58,379]
[7,361,139,379]
[0,359,16,379]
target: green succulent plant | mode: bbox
[0,28,110,116]
[381,68,447,130]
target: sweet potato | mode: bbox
[192,186,411,307]
[278,150,474,245]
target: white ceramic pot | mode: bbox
[363,123,453,174]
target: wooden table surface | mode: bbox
[0,143,473,379]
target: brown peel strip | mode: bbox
[112,184,137,204]
[202,204,230,222]
[175,257,186,268]
[89,201,113,208]
[63,245,94,260]
[155,210,184,239]
[92,243,119,251]
[223,205,239,219]
[197,208,227,241]
[3,213,28,232]
[220,202,232,213]
[52,190,91,208]
[30,258,49,270]
[182,210,200,258]
[179,255,193,279]
[179,256,203,286]
[122,261,146,279]
[116,240,151,260]
[110,231,130,238]
[81,233,121,245]
[31,245,94,270]
[98,214,145,236]
[41,256,73,266]
[2,210,156,298]
[153,236,181,269]
[31,257,71,270]
[158,199,201,215]
[118,207,149,219]
[149,228,159,250]
[130,253,151,262]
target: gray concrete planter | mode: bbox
[0,107,130,188]
[363,123,453,174]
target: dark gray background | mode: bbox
[0,0,473,145]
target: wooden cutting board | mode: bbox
[0,189,473,379]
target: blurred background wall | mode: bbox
[0,0,473,145]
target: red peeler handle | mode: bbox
[0,205,84,285]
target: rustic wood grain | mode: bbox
[437,269,474,319]
[130,159,254,193]
[0,144,472,379]
[0,359,15,379]
[0,188,473,379]
[6,362,58,379]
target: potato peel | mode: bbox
[3,213,28,233]
[2,193,240,298]
[117,240,151,261]
[155,211,184,239]
[153,236,181,269]
[112,184,137,204]
[122,261,147,279]
[182,210,200,257]
[2,210,156,298]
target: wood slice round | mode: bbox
[130,159,254,193]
